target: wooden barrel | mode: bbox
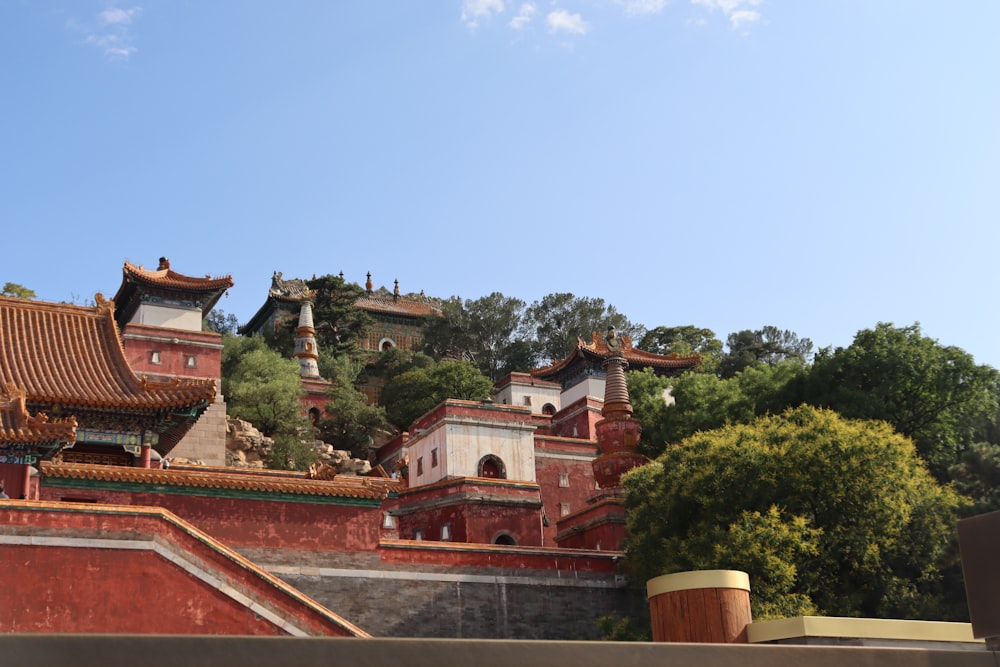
[646,570,752,643]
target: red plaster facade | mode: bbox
[0,502,365,636]
[396,478,543,546]
[122,323,223,381]
[37,486,383,552]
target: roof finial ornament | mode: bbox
[158,257,170,271]
[366,272,373,293]
[393,279,400,302]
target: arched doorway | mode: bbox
[477,454,506,479]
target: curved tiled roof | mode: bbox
[121,260,234,294]
[114,260,234,327]
[532,331,701,379]
[354,292,442,318]
[40,461,390,501]
[0,295,216,411]
[0,384,76,445]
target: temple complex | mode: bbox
[0,258,686,638]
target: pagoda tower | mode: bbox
[294,301,321,379]
[554,327,650,551]
[591,327,650,489]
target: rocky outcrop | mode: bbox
[225,417,370,474]
[226,417,272,468]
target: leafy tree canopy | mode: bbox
[630,362,805,457]
[718,326,813,379]
[265,274,373,358]
[222,334,311,441]
[204,309,240,334]
[319,352,391,459]
[623,406,963,620]
[638,325,723,373]
[1,282,35,299]
[803,322,1000,479]
[422,292,533,381]
[522,292,645,366]
[380,359,494,430]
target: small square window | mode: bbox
[440,523,451,541]
[414,528,424,541]
[382,513,397,529]
[523,396,532,406]
[431,448,438,468]
[559,473,570,488]
[150,351,161,365]
[417,456,424,476]
[185,355,197,368]
[560,503,571,517]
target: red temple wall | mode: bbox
[533,440,599,547]
[122,324,223,380]
[0,503,362,636]
[37,486,382,552]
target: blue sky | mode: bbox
[2,1,998,367]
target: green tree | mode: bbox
[319,355,391,459]
[949,442,1000,516]
[204,309,240,334]
[718,326,812,379]
[380,359,494,429]
[630,362,805,457]
[1,282,35,299]
[803,323,999,479]
[422,292,533,381]
[522,292,645,366]
[264,274,373,358]
[638,326,723,373]
[623,406,962,620]
[223,338,310,439]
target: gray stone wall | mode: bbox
[245,549,646,639]
[170,398,228,466]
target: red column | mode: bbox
[22,464,33,500]
[647,570,752,643]
[139,445,152,469]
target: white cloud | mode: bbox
[625,0,668,17]
[691,0,763,30]
[546,9,588,35]
[728,9,760,29]
[462,0,505,28]
[508,3,537,30]
[99,6,142,25]
[67,5,143,61]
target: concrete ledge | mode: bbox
[747,616,981,646]
[0,635,995,667]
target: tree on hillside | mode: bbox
[204,309,240,334]
[265,274,373,358]
[319,355,391,459]
[1,282,35,299]
[522,292,645,366]
[803,323,999,479]
[718,326,812,379]
[629,362,805,457]
[638,326,723,373]
[623,406,963,620]
[380,359,494,430]
[422,292,533,381]
[222,335,315,471]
